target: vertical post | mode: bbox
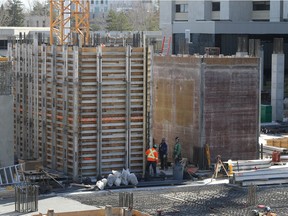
[271,38,284,122]
[147,45,153,155]
[125,46,132,169]
[15,42,20,158]
[260,143,263,159]
[105,205,112,216]
[96,46,103,177]
[41,44,47,166]
[62,45,68,174]
[72,46,79,181]
[27,43,33,158]
[51,45,57,169]
[22,39,28,159]
[142,34,147,176]
[33,33,39,159]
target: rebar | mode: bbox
[15,184,39,213]
[247,184,257,206]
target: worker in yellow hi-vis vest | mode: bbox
[145,144,158,180]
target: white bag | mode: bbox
[114,177,121,186]
[112,170,121,178]
[127,173,138,185]
[96,180,105,190]
[121,169,129,186]
[107,174,116,187]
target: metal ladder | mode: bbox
[0,164,25,186]
[161,36,172,56]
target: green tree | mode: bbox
[0,4,11,26]
[106,10,132,31]
[6,0,25,26]
[30,0,49,16]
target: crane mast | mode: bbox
[50,0,90,45]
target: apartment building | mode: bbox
[90,0,111,18]
[160,0,288,75]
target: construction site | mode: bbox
[0,1,288,216]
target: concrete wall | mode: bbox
[0,95,14,167]
[153,56,201,164]
[153,56,259,167]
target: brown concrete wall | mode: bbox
[153,56,202,162]
[153,56,259,167]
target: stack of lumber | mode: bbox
[232,164,288,186]
[260,136,288,155]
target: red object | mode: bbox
[161,36,166,54]
[272,151,280,162]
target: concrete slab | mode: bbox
[0,195,99,216]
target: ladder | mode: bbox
[161,36,172,56]
[0,164,25,186]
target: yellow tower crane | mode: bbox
[50,0,90,45]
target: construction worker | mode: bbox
[145,144,158,180]
[159,138,168,170]
[173,137,182,165]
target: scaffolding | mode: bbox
[50,0,90,45]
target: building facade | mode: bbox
[90,0,111,18]
[160,0,288,81]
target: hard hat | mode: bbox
[153,144,157,148]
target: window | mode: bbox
[42,20,45,27]
[91,0,94,4]
[212,2,220,11]
[253,1,270,11]
[176,4,188,13]
[0,40,7,49]
[101,0,103,4]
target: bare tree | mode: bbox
[126,1,159,31]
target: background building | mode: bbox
[159,0,288,88]
[90,0,111,18]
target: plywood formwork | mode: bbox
[153,56,259,168]
[11,39,152,180]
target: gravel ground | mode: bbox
[64,182,288,216]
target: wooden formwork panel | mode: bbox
[12,42,152,181]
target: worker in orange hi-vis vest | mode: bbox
[145,144,158,180]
